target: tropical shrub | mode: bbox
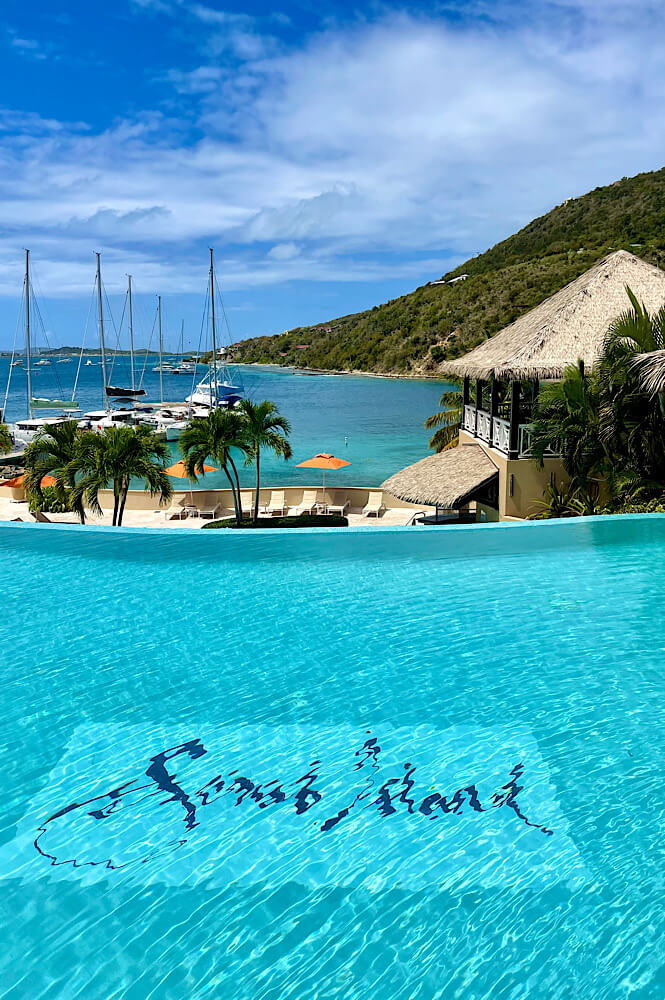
[0,422,11,455]
[597,289,665,491]
[605,498,665,514]
[529,479,583,519]
[529,361,606,489]
[28,485,70,513]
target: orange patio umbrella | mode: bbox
[165,459,218,505]
[1,474,57,489]
[295,452,351,493]
[164,460,217,478]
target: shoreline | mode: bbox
[230,362,451,382]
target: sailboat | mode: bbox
[137,296,189,441]
[173,322,195,374]
[7,250,79,447]
[78,254,144,432]
[185,248,243,411]
[105,275,146,399]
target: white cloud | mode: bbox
[1,3,665,298]
[161,66,224,95]
[267,242,300,261]
[5,27,53,61]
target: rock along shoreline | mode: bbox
[230,362,451,382]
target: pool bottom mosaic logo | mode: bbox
[3,724,587,890]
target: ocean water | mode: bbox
[3,515,665,998]
[0,357,448,488]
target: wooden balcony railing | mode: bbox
[461,406,559,458]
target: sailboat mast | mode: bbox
[25,249,32,418]
[96,252,109,411]
[157,294,164,406]
[209,247,218,407]
[127,274,135,390]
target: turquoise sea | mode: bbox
[3,515,665,998]
[0,357,448,487]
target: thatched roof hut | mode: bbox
[382,444,498,508]
[444,251,665,381]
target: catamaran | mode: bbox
[185,249,243,411]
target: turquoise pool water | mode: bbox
[2,515,665,998]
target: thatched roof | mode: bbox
[444,251,665,380]
[382,444,498,508]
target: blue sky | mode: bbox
[0,0,664,350]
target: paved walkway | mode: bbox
[0,497,420,529]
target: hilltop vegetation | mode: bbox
[232,167,665,374]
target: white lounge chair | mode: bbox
[362,492,386,517]
[240,491,254,516]
[29,511,53,523]
[162,500,190,520]
[291,490,319,515]
[198,503,222,520]
[240,491,266,517]
[326,491,350,515]
[266,490,287,516]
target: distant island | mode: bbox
[230,165,665,375]
[1,347,162,357]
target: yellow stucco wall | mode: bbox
[458,431,569,520]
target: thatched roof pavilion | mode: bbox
[444,251,665,381]
[382,444,498,508]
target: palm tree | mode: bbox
[179,409,248,525]
[529,361,606,490]
[23,420,82,520]
[598,288,665,490]
[68,425,172,526]
[0,422,11,455]
[425,383,462,452]
[237,399,292,523]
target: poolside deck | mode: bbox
[0,491,432,529]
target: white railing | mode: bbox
[476,410,491,442]
[462,409,560,459]
[519,424,559,458]
[491,417,510,453]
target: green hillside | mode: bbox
[231,167,665,374]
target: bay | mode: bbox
[0,356,450,487]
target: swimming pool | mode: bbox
[2,515,665,998]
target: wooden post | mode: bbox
[490,375,499,447]
[509,380,520,458]
[474,378,482,436]
[462,376,470,435]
